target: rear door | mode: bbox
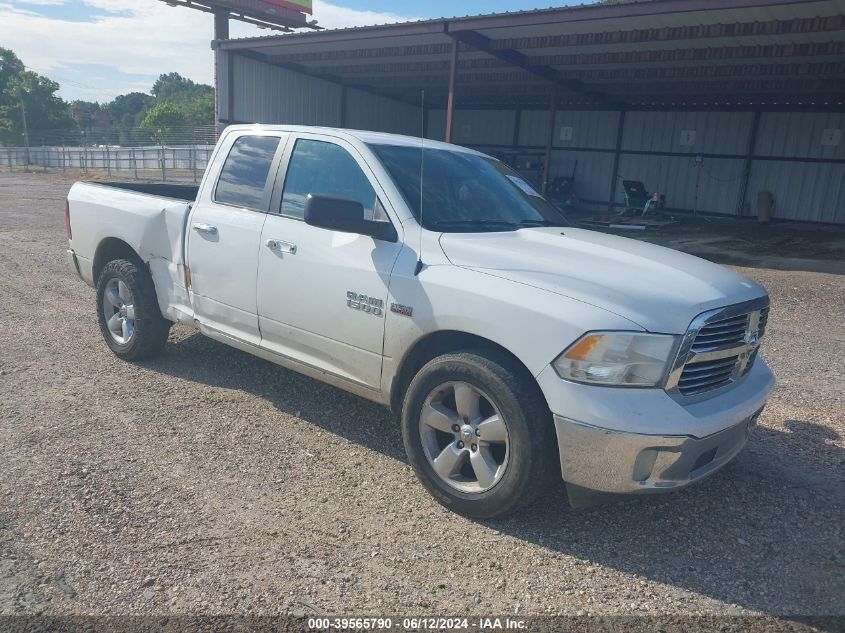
[256,134,403,389]
[187,131,287,345]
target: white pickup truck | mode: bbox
[65,125,775,517]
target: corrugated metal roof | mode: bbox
[219,0,845,109]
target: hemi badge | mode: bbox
[390,303,413,317]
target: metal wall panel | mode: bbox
[747,160,845,223]
[550,149,615,203]
[217,52,231,123]
[554,111,621,150]
[426,109,446,141]
[452,110,516,146]
[232,55,342,126]
[623,111,753,155]
[344,89,422,136]
[616,154,745,214]
[755,112,845,161]
[516,110,620,149]
[424,110,516,145]
[518,109,549,147]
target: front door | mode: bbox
[257,135,403,389]
[187,132,285,345]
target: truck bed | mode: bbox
[67,180,196,324]
[94,181,199,202]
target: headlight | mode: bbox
[553,332,677,387]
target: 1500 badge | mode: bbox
[347,292,384,317]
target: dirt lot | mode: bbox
[0,172,843,620]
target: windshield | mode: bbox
[368,144,569,232]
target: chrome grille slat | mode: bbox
[668,299,769,397]
[679,370,735,388]
[679,362,737,379]
[696,329,746,339]
[680,359,737,375]
[696,327,747,337]
[692,336,744,347]
[703,315,748,326]
[679,377,733,395]
[696,326,747,337]
[690,315,749,355]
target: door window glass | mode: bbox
[280,139,378,220]
[214,135,280,210]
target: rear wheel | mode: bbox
[96,259,170,360]
[401,350,557,519]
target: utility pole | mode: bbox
[19,94,31,165]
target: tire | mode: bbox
[96,258,170,361]
[401,350,557,519]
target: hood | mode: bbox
[439,227,766,334]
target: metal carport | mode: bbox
[215,0,845,224]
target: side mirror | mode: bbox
[304,194,397,242]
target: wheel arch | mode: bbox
[93,237,144,283]
[389,330,549,416]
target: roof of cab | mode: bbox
[223,124,484,155]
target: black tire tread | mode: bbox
[401,349,558,519]
[96,258,170,361]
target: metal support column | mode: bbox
[214,9,230,134]
[607,109,626,212]
[541,87,557,196]
[736,110,762,217]
[444,38,459,143]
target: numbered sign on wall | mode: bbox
[821,129,841,147]
[679,130,697,147]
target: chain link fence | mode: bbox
[0,126,219,183]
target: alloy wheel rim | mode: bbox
[419,381,510,494]
[102,278,136,345]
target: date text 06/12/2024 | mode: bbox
[307,617,527,630]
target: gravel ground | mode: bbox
[0,172,843,620]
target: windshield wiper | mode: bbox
[432,219,567,231]
[432,219,517,229]
[511,219,558,228]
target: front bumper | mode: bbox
[542,358,775,495]
[554,409,760,494]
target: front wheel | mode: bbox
[401,351,557,519]
[96,258,170,361]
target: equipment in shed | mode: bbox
[621,180,665,217]
[547,160,579,211]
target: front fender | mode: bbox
[381,258,642,397]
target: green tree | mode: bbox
[140,101,187,144]
[152,72,212,105]
[0,47,25,99]
[0,68,76,146]
[182,91,214,126]
[107,91,154,144]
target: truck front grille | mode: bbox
[668,300,769,397]
[690,314,749,354]
[678,355,740,395]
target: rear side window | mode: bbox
[280,139,377,220]
[214,135,281,210]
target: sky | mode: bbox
[0,0,574,103]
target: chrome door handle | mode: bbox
[266,239,296,254]
[192,223,218,235]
